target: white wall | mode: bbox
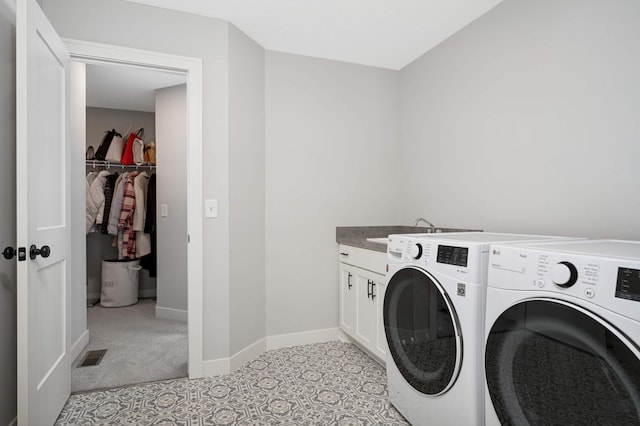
[69,62,88,360]
[45,0,640,372]
[43,0,232,361]
[265,51,401,337]
[0,4,17,424]
[228,25,266,355]
[399,0,640,239]
[86,107,156,149]
[85,107,157,300]
[155,84,188,319]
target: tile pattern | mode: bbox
[56,341,410,425]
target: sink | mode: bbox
[365,229,480,244]
[414,227,480,234]
[366,237,388,244]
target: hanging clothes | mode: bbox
[133,172,151,257]
[86,170,110,233]
[90,170,109,230]
[118,172,139,259]
[140,174,157,276]
[101,173,119,234]
[86,171,98,187]
[85,171,98,233]
[107,172,129,236]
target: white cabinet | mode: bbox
[339,244,388,362]
[374,279,387,358]
[354,268,384,356]
[339,264,356,335]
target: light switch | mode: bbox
[205,199,218,218]
[161,204,168,217]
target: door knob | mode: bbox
[4,246,26,261]
[3,246,16,260]
[30,245,51,260]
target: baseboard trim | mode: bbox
[70,329,90,363]
[139,289,157,298]
[266,327,340,351]
[230,338,267,372]
[201,328,341,378]
[338,329,352,343]
[202,357,231,377]
[87,289,157,302]
[155,306,187,322]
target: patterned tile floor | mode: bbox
[56,341,410,425]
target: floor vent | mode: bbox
[78,350,107,367]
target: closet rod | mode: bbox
[85,160,156,171]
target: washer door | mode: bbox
[383,266,462,395]
[485,299,640,425]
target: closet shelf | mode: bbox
[86,160,156,170]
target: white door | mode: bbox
[16,0,71,424]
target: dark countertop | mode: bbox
[336,225,482,253]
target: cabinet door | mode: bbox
[374,279,388,360]
[355,269,384,352]
[339,264,356,335]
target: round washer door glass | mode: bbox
[383,267,462,395]
[485,299,640,425]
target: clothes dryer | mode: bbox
[383,232,575,426]
[484,239,640,425]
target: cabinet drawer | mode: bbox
[338,244,387,275]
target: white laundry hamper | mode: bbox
[100,259,141,307]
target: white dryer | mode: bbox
[484,239,640,425]
[383,232,574,426]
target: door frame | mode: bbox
[65,38,204,377]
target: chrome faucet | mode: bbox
[413,217,436,233]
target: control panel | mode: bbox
[387,234,483,282]
[616,267,640,302]
[437,245,469,267]
[387,235,432,263]
[488,244,640,321]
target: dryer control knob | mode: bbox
[409,243,423,260]
[551,261,578,288]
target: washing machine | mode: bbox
[484,239,640,425]
[383,232,575,426]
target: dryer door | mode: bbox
[383,266,462,395]
[485,299,640,425]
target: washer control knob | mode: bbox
[551,261,578,288]
[409,243,423,260]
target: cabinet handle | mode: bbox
[347,272,352,289]
[371,282,376,300]
[340,252,349,257]
[367,279,372,298]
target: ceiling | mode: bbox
[125,0,504,70]
[86,63,186,112]
[87,0,504,112]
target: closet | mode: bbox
[85,109,158,304]
[75,62,189,391]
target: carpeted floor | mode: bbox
[58,341,410,425]
[72,298,188,392]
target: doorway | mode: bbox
[78,62,188,391]
[65,39,204,387]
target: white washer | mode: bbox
[484,239,640,425]
[383,232,575,426]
